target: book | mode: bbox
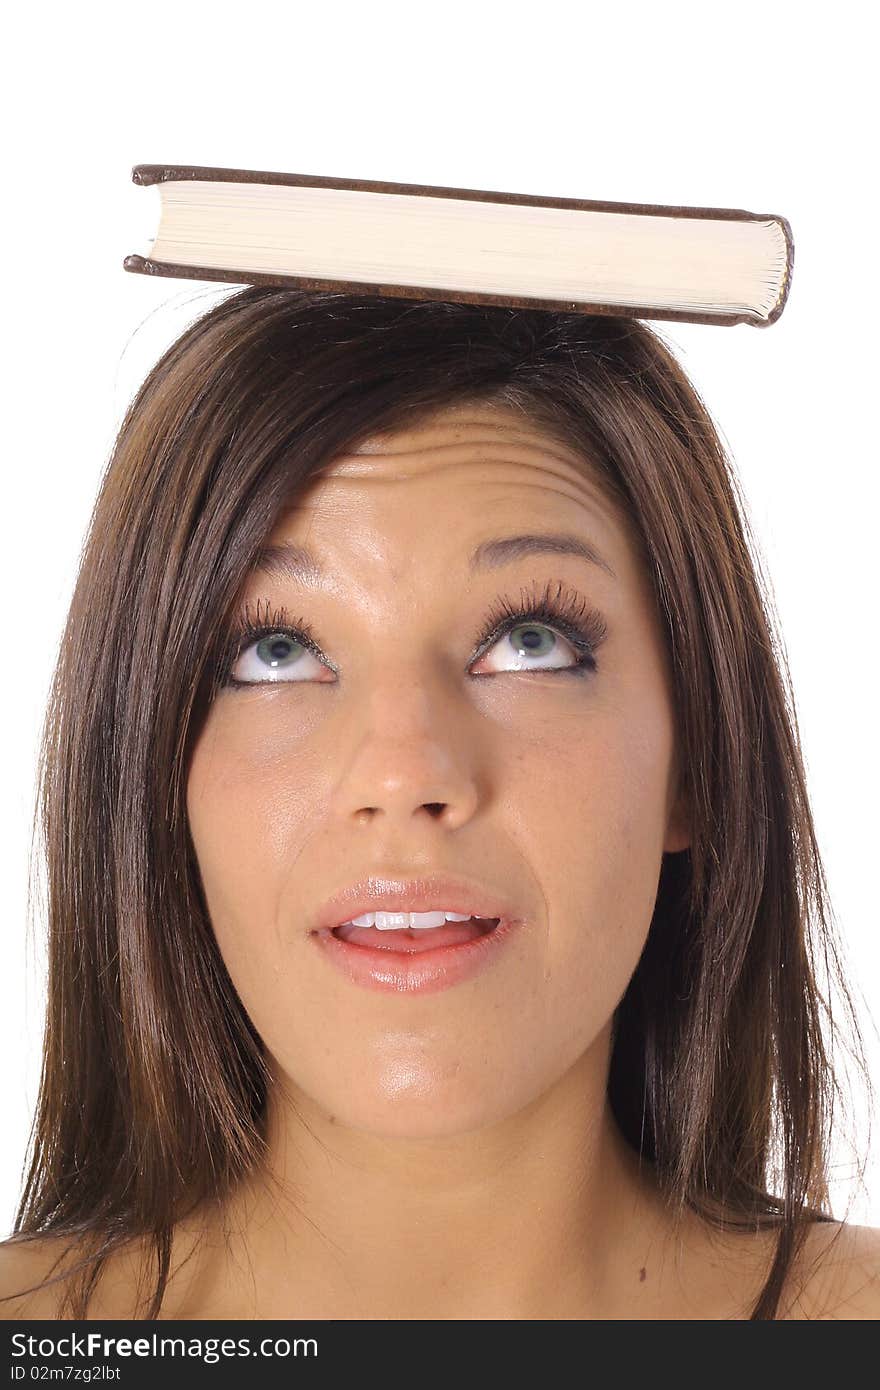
[123,163,794,329]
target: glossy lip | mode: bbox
[310,873,525,995]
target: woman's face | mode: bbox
[187,400,689,1138]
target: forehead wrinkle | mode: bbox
[328,435,597,480]
[295,454,616,534]
[267,433,625,588]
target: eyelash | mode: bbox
[218,578,608,689]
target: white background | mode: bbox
[1,2,877,1234]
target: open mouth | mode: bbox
[330,916,501,953]
[314,912,520,994]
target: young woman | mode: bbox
[1,290,877,1319]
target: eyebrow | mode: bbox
[253,531,616,583]
[470,532,615,579]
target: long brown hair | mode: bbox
[1,288,871,1319]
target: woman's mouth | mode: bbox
[314,913,518,994]
[332,912,500,952]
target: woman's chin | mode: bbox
[282,1076,516,1141]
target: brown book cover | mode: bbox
[124,164,795,328]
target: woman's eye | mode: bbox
[227,631,330,685]
[225,619,588,687]
[475,622,585,674]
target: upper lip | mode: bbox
[313,872,523,934]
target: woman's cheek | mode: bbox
[537,728,670,1003]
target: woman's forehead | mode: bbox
[257,401,647,596]
[329,399,595,470]
[276,408,623,542]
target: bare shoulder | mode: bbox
[0,1234,81,1319]
[780,1221,880,1320]
[0,1214,218,1320]
[0,1230,162,1320]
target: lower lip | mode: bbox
[312,917,521,994]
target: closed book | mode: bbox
[124,163,794,328]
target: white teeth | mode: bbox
[342,910,477,931]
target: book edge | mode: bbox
[129,163,784,229]
[122,254,766,327]
[765,214,795,324]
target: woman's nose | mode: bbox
[327,693,481,832]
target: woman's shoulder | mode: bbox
[780,1220,880,1319]
[0,1230,164,1320]
[0,1215,216,1321]
[3,1217,880,1321]
[0,1233,80,1318]
[678,1210,880,1320]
